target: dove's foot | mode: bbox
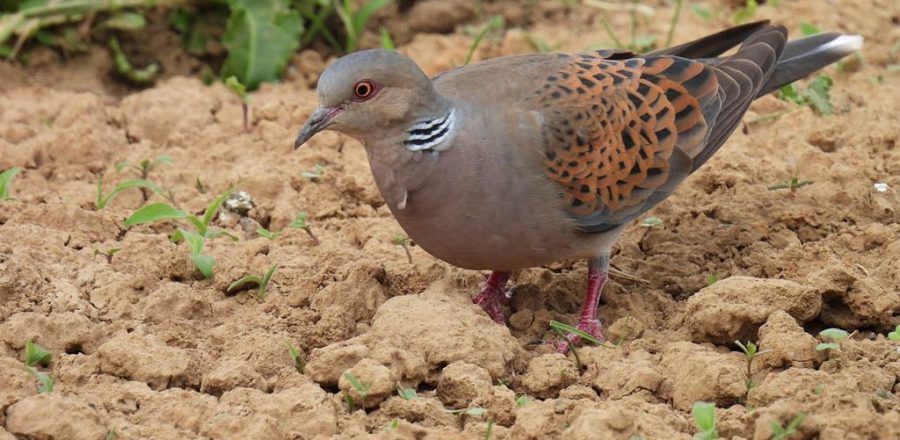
[555,258,609,353]
[472,271,510,324]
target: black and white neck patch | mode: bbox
[403,109,457,151]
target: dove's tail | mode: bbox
[757,33,863,96]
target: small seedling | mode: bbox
[816,328,850,352]
[888,325,900,341]
[105,428,118,440]
[770,413,805,440]
[343,371,369,412]
[227,265,278,299]
[392,233,413,264]
[25,340,51,367]
[779,75,834,115]
[94,248,122,264]
[256,227,280,240]
[383,418,400,431]
[767,177,814,193]
[285,340,305,373]
[692,401,718,440]
[116,155,173,180]
[225,76,250,133]
[301,164,325,181]
[109,36,159,84]
[334,0,392,53]
[96,177,167,209]
[124,189,237,279]
[515,395,532,408]
[0,167,21,201]
[734,340,771,401]
[640,216,662,227]
[706,274,719,286]
[397,387,418,400]
[463,15,504,65]
[814,384,826,395]
[24,366,55,393]
[290,212,319,244]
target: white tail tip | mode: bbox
[824,35,864,54]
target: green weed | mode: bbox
[706,274,719,286]
[779,75,835,115]
[379,26,394,50]
[464,15,504,65]
[343,371,369,411]
[227,265,278,299]
[888,325,900,341]
[734,340,770,402]
[515,395,532,408]
[816,328,850,352]
[221,0,302,90]
[692,401,718,440]
[732,0,758,25]
[334,0,392,53]
[770,413,805,440]
[397,387,418,400]
[285,340,305,373]
[392,233,413,264]
[96,177,166,209]
[767,178,814,193]
[290,211,319,244]
[0,167,21,201]
[109,35,159,84]
[224,76,250,133]
[124,189,237,279]
[94,247,122,264]
[25,340,51,367]
[116,155,173,180]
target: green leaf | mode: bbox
[515,395,532,407]
[379,26,394,50]
[290,211,309,229]
[97,179,165,209]
[397,388,418,400]
[206,228,240,241]
[24,366,55,394]
[227,275,263,294]
[888,325,900,341]
[732,0,758,25]
[101,12,146,31]
[343,371,369,397]
[124,203,189,227]
[260,265,278,297]
[0,166,21,200]
[108,36,159,84]
[691,4,712,20]
[256,227,279,240]
[24,340,51,367]
[819,328,849,341]
[778,83,803,104]
[179,229,205,255]
[286,340,305,373]
[799,22,821,36]
[201,189,234,234]
[805,75,833,115]
[351,0,391,43]
[691,401,717,439]
[224,75,247,101]
[221,0,303,90]
[191,254,215,279]
[816,342,840,352]
[549,320,602,345]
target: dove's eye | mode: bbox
[352,80,377,101]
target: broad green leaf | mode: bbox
[124,203,188,227]
[102,12,146,31]
[397,388,417,400]
[221,0,303,90]
[179,229,205,255]
[0,167,21,200]
[691,401,717,439]
[191,254,215,279]
[24,340,51,367]
[778,83,802,104]
[819,328,849,341]
[888,325,900,341]
[97,179,164,209]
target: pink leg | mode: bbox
[472,271,510,324]
[556,257,609,353]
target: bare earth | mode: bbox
[1,0,898,439]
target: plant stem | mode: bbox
[241,102,249,133]
[664,0,683,47]
[303,226,319,245]
[401,243,412,264]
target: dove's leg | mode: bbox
[472,271,510,324]
[556,255,609,352]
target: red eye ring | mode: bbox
[352,80,377,101]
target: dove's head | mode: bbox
[294,49,441,148]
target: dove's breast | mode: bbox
[374,105,618,271]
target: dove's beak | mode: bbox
[294,106,342,149]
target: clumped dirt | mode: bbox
[1,0,899,439]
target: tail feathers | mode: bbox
[758,33,863,96]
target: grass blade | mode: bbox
[97,179,164,209]
[0,167,21,200]
[227,275,263,294]
[549,320,602,345]
[464,16,504,65]
[201,189,234,233]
